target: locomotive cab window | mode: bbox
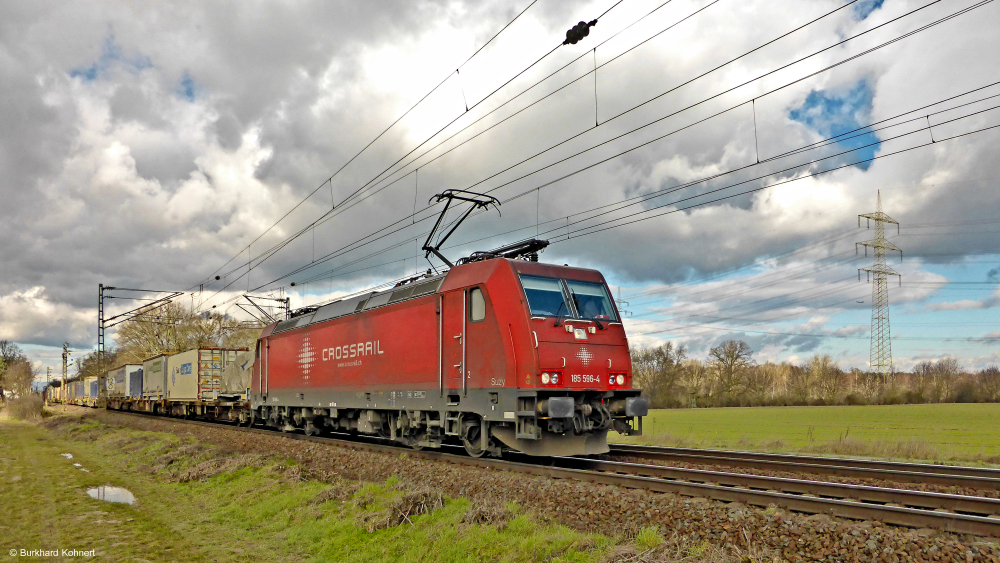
[565,279,618,321]
[469,287,486,322]
[519,275,570,317]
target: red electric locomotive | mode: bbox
[250,247,647,457]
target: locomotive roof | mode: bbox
[267,258,609,337]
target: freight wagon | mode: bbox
[142,354,171,400]
[107,349,246,416]
[107,365,143,400]
[83,377,99,407]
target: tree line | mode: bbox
[632,340,1000,408]
[72,302,263,381]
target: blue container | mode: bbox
[90,381,98,398]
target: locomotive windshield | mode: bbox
[520,275,569,316]
[519,274,618,321]
[566,279,618,321]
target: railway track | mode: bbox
[98,409,1000,537]
[608,444,1000,489]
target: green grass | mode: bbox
[0,414,617,563]
[613,403,1000,463]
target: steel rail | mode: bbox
[554,457,1000,516]
[609,444,1000,489]
[612,444,1000,478]
[98,410,1000,537]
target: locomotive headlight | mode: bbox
[541,373,551,385]
[616,374,626,385]
[550,373,559,384]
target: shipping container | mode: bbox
[220,351,254,399]
[142,354,172,399]
[166,348,244,401]
[108,364,143,398]
[129,369,143,398]
[85,376,98,400]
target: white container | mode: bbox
[166,348,245,401]
[142,355,171,399]
[109,365,142,398]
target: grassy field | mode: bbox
[0,414,633,563]
[612,403,1000,463]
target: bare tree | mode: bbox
[811,355,846,404]
[679,359,710,406]
[744,363,779,404]
[114,302,261,361]
[979,366,1000,402]
[911,361,935,401]
[0,358,35,399]
[708,340,754,402]
[0,340,26,401]
[630,343,687,407]
[786,363,813,404]
[933,358,961,401]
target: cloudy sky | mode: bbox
[2,0,998,381]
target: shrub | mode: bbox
[843,393,867,406]
[8,395,44,421]
[953,382,980,403]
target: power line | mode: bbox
[192,0,544,290]
[550,109,1000,243]
[202,0,994,309]
[198,0,857,297]
[203,0,719,291]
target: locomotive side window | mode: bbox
[519,275,570,317]
[565,279,618,321]
[469,287,486,322]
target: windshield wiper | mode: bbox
[552,301,566,327]
[570,288,603,330]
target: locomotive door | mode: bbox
[464,286,505,390]
[441,289,466,398]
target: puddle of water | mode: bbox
[60,453,73,459]
[86,486,135,505]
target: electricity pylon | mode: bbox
[857,191,901,379]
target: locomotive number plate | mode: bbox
[570,374,601,384]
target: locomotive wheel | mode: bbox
[409,432,426,451]
[461,416,487,458]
